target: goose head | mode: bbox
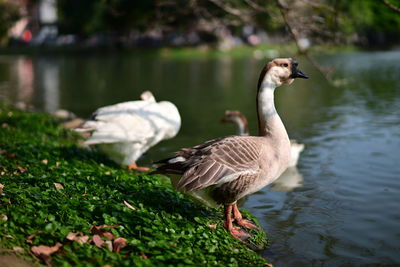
[221,110,247,124]
[258,58,308,88]
[220,110,249,136]
[140,91,156,102]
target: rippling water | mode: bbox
[1,50,399,265]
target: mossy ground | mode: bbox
[0,104,269,266]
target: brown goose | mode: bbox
[221,110,305,167]
[154,58,308,240]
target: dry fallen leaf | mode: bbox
[208,224,217,230]
[92,234,104,248]
[90,224,118,235]
[123,200,136,211]
[113,237,127,253]
[31,242,62,266]
[55,162,60,168]
[102,232,114,240]
[12,247,24,253]
[1,214,8,221]
[53,183,64,190]
[0,184,4,194]
[26,234,36,244]
[66,232,90,245]
[26,230,43,244]
[17,166,27,173]
[104,240,113,251]
[42,159,49,164]
[104,171,111,175]
[31,243,62,256]
[140,253,148,259]
[5,234,13,239]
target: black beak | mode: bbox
[290,59,309,79]
[290,66,308,79]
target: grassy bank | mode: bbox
[0,104,269,266]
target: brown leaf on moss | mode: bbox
[5,234,14,239]
[1,214,8,221]
[113,237,127,253]
[66,232,90,245]
[42,159,49,164]
[123,200,136,211]
[26,230,44,244]
[92,234,104,248]
[139,253,148,259]
[208,224,217,230]
[0,184,4,194]
[5,153,16,159]
[90,224,118,236]
[53,183,64,190]
[26,234,36,244]
[17,166,26,173]
[31,242,62,266]
[102,232,114,240]
[12,247,24,253]
[104,240,113,251]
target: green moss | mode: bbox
[0,104,269,266]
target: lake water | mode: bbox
[1,49,399,266]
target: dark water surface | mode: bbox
[1,50,399,266]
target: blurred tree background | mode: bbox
[1,0,400,48]
[0,0,20,45]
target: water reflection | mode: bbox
[270,167,303,192]
[15,57,34,107]
[37,59,60,113]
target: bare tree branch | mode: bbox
[298,0,335,12]
[243,0,271,15]
[207,0,250,21]
[275,0,336,83]
[381,0,400,13]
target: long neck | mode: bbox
[233,117,249,136]
[256,80,288,139]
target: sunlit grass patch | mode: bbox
[0,104,269,266]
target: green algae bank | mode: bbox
[0,105,269,266]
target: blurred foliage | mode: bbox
[2,0,400,47]
[345,0,400,31]
[0,0,20,45]
[56,0,400,46]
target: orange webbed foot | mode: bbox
[128,163,150,172]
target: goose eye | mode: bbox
[281,63,288,67]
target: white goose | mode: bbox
[154,58,308,240]
[76,91,181,171]
[221,110,305,167]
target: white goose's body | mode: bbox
[155,58,308,240]
[77,91,181,169]
[221,110,305,167]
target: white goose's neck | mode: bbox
[257,79,288,139]
[233,117,249,136]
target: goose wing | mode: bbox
[158,136,262,192]
[82,100,180,145]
